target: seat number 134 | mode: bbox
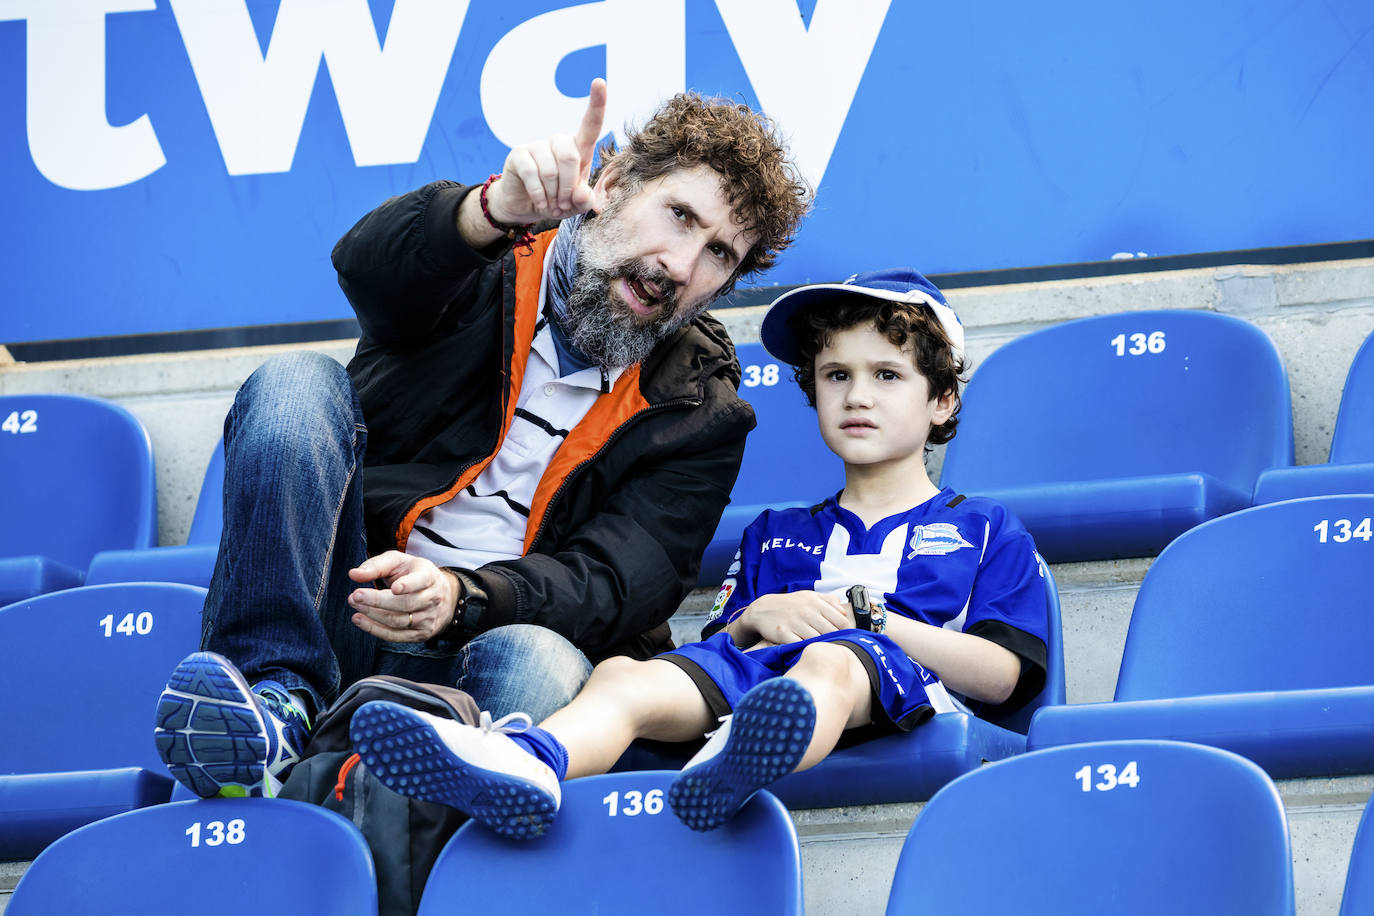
[1075,761,1140,792]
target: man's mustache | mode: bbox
[615,260,679,318]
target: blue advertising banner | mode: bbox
[2,0,1372,344]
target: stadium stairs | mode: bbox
[3,256,1372,915]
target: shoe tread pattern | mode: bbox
[350,701,556,841]
[669,678,815,832]
[154,651,268,798]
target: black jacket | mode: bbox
[332,180,755,661]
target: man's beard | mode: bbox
[561,206,707,369]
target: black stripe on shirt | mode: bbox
[413,525,457,549]
[514,407,570,438]
[464,484,531,518]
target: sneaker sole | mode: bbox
[350,701,557,840]
[669,678,816,832]
[154,651,269,798]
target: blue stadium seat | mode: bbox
[418,771,800,915]
[1254,328,1374,504]
[1341,792,1374,916]
[0,394,157,606]
[697,343,844,585]
[0,582,205,859]
[86,438,225,588]
[939,310,1293,562]
[6,798,376,914]
[617,558,1064,807]
[885,740,1293,915]
[1028,495,1374,778]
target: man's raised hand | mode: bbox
[487,78,608,225]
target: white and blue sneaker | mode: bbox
[350,701,560,840]
[669,678,816,832]
[154,651,311,798]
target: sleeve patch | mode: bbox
[707,579,736,622]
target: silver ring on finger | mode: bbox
[408,612,413,629]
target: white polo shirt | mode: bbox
[405,247,625,569]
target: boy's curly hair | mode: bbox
[595,92,811,280]
[792,294,967,446]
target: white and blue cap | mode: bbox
[759,267,964,366]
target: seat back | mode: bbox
[1341,792,1374,916]
[698,343,844,584]
[0,583,204,774]
[6,798,377,915]
[1330,329,1374,464]
[186,438,226,545]
[0,394,157,568]
[1114,494,1374,701]
[941,310,1292,492]
[979,556,1066,733]
[886,740,1293,915]
[419,771,802,915]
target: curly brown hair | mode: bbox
[791,294,967,446]
[594,92,811,281]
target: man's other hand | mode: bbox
[347,551,461,643]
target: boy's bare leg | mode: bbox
[541,656,716,779]
[780,640,875,771]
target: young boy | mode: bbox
[348,269,1048,837]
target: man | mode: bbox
[154,79,812,799]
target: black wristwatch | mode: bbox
[846,584,888,634]
[440,569,487,638]
[847,585,872,631]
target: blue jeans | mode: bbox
[201,352,592,722]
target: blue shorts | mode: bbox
[659,630,956,731]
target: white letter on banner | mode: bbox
[0,0,166,190]
[480,0,685,150]
[715,0,891,190]
[170,0,468,175]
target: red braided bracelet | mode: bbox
[480,173,536,252]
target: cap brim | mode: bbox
[759,284,964,365]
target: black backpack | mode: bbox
[277,676,478,916]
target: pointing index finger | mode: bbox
[573,78,608,167]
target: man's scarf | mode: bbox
[544,212,585,328]
[542,213,597,376]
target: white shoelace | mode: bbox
[478,709,534,734]
[703,713,733,740]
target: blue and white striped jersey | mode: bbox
[703,487,1048,695]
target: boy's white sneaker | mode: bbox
[349,700,560,840]
[668,677,816,831]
